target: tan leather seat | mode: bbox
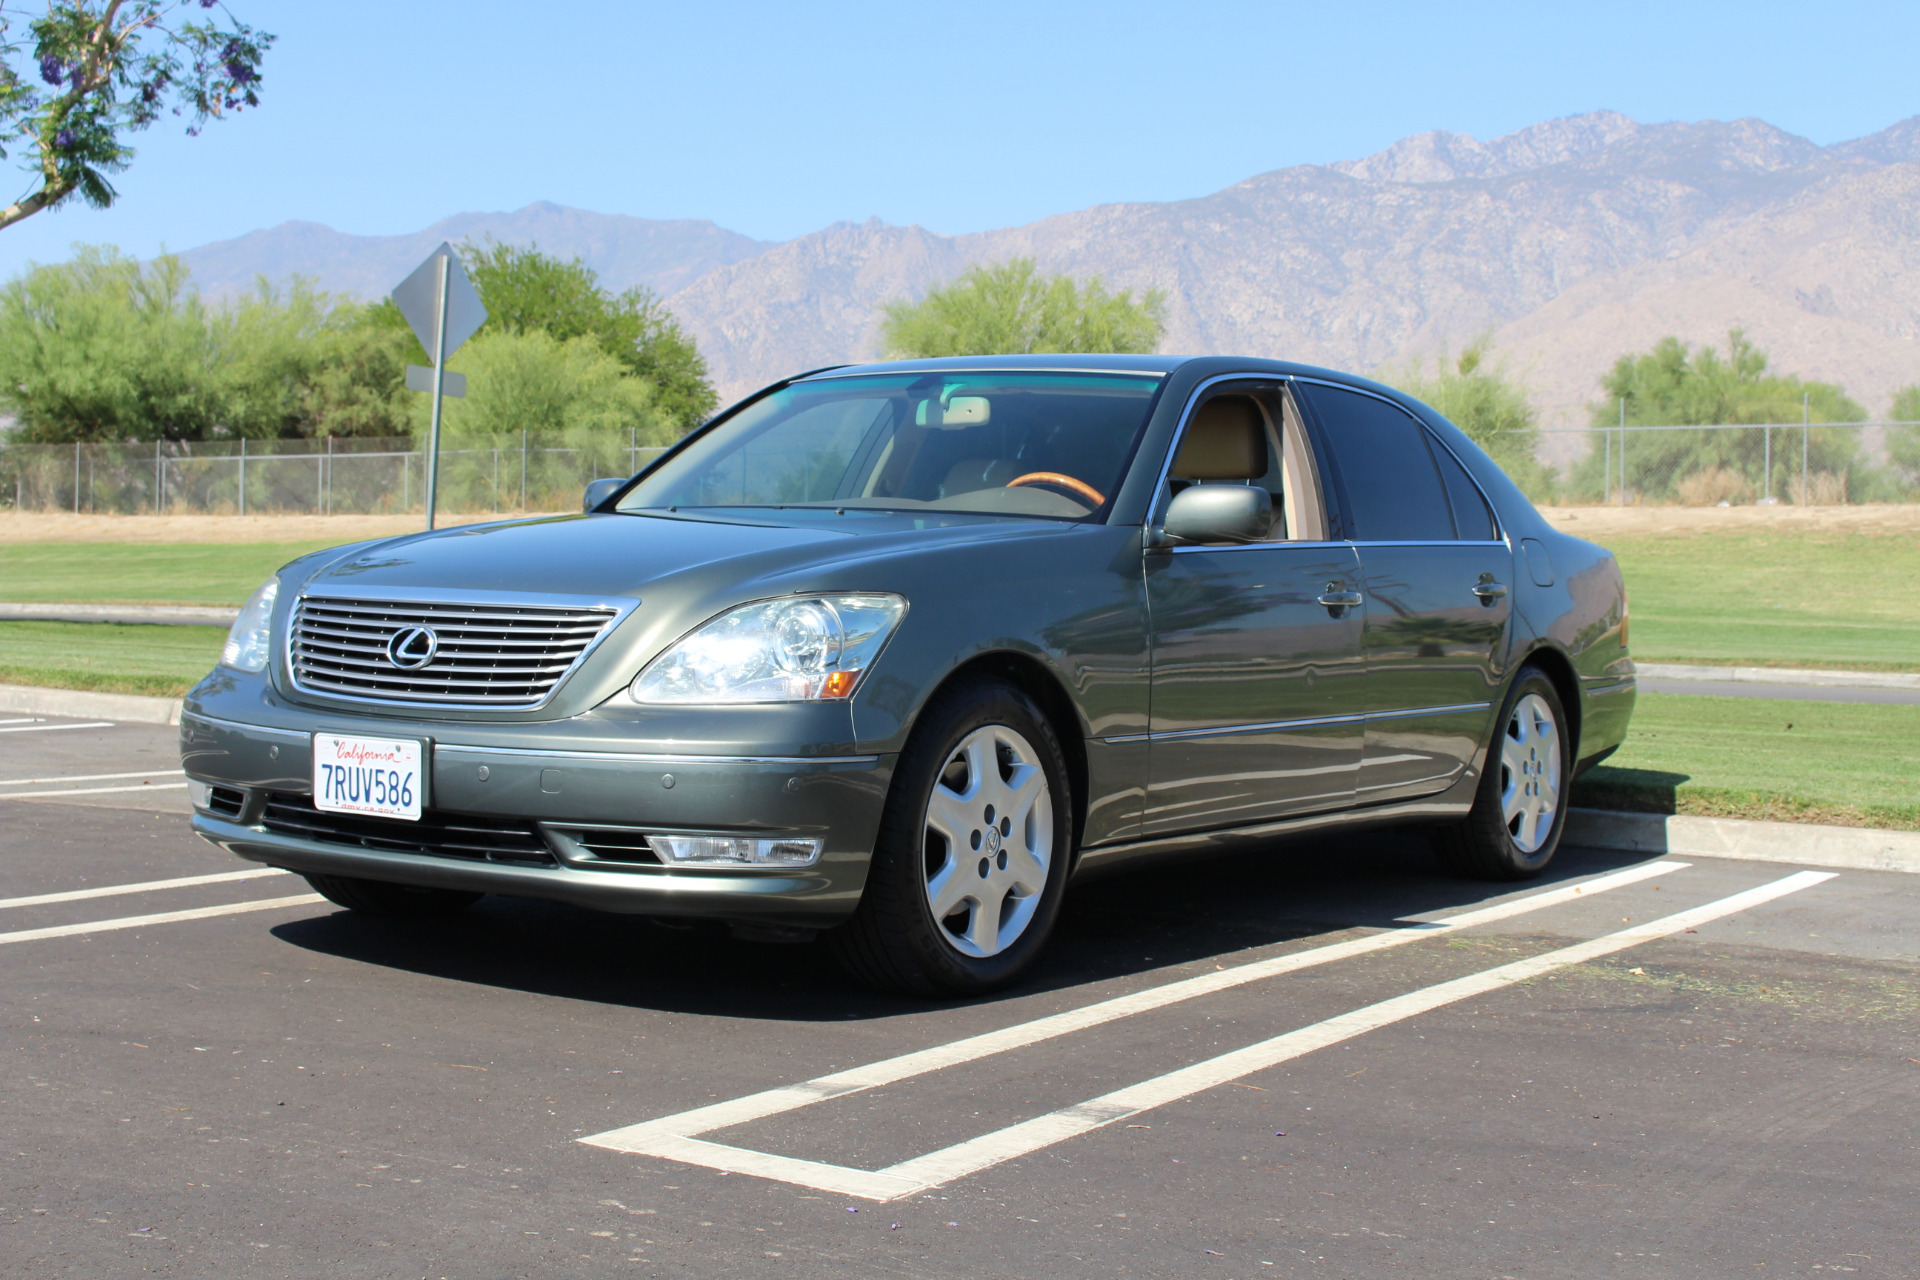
[1174,396,1266,480]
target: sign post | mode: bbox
[392,243,487,530]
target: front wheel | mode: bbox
[1434,667,1571,880]
[830,677,1073,997]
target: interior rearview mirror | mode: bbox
[582,477,625,511]
[1159,485,1272,545]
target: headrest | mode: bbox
[1174,396,1267,480]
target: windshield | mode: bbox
[617,371,1164,520]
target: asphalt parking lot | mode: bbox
[5,715,1917,1279]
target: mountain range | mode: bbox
[176,111,1920,430]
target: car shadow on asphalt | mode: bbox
[269,828,1662,1023]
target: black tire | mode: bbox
[1434,666,1572,880]
[829,676,1074,998]
[303,873,483,918]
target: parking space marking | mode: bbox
[593,869,1832,1199]
[0,718,41,726]
[0,894,325,947]
[0,782,189,799]
[0,769,185,787]
[876,870,1835,1194]
[583,859,1688,1178]
[0,721,115,734]
[0,868,291,912]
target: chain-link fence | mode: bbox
[5,418,1918,516]
[1499,420,1920,506]
[0,433,670,516]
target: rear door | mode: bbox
[1295,383,1513,804]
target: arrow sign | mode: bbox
[391,243,488,531]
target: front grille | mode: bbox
[290,594,620,707]
[260,793,556,866]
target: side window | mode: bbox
[1429,435,1496,540]
[1161,384,1330,541]
[1298,384,1454,541]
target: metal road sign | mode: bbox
[391,243,487,530]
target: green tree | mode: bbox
[458,239,715,428]
[1385,338,1550,498]
[879,258,1166,358]
[0,244,220,439]
[1581,330,1868,503]
[1,1,271,231]
[415,329,676,509]
[1890,384,1920,489]
[0,245,410,441]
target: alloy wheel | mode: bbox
[921,723,1055,958]
[1499,692,1562,854]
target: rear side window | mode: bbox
[1429,436,1497,540]
[1298,384,1454,541]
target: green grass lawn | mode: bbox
[1572,691,1920,830]
[1610,530,1920,671]
[0,620,226,697]
[0,541,341,607]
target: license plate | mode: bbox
[312,733,426,821]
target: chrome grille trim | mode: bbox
[287,589,635,709]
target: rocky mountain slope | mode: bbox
[173,112,1920,427]
[177,201,773,303]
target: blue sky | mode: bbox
[3,0,1917,280]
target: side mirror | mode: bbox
[1160,485,1272,545]
[582,478,625,512]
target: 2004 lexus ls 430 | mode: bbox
[181,355,1636,996]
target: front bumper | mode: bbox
[181,709,892,927]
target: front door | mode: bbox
[1143,382,1365,837]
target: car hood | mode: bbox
[294,510,1072,600]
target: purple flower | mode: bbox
[39,56,65,86]
[54,128,74,148]
[224,60,257,85]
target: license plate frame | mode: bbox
[311,732,428,822]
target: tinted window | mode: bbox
[1299,384,1454,541]
[1430,436,1496,540]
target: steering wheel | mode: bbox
[1006,472,1107,507]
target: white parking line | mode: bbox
[582,859,1687,1186]
[591,868,1832,1199]
[0,868,290,912]
[0,718,41,726]
[0,769,185,786]
[0,894,325,946]
[1,782,189,799]
[0,721,114,734]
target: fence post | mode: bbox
[326,435,334,516]
[1617,400,1626,507]
[1763,423,1771,502]
[238,438,247,517]
[155,439,162,514]
[158,446,166,515]
[520,429,527,512]
[74,441,81,514]
[1801,392,1811,505]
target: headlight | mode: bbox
[220,578,280,674]
[630,594,907,705]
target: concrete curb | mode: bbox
[0,602,238,626]
[1635,662,1920,691]
[1566,807,1920,875]
[0,683,184,726]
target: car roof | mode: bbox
[792,353,1403,399]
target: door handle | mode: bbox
[1472,581,1508,604]
[1316,588,1362,612]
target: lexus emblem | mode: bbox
[386,625,439,670]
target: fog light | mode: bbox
[649,835,824,868]
[187,779,213,811]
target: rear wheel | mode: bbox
[1434,667,1570,880]
[830,676,1072,997]
[303,873,483,918]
